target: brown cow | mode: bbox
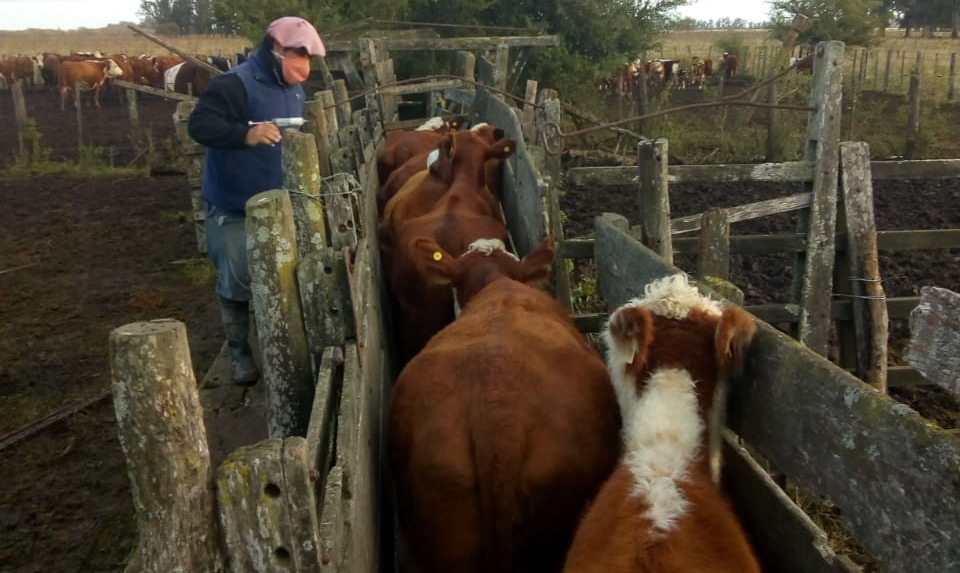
[561,273,759,573]
[721,52,739,79]
[389,236,621,573]
[386,134,515,361]
[59,59,125,110]
[376,115,466,185]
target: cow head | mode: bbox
[410,236,554,308]
[104,58,124,79]
[603,274,755,426]
[429,131,515,187]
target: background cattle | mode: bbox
[58,58,124,110]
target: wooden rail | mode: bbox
[325,35,560,52]
[565,157,960,189]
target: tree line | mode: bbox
[136,0,960,96]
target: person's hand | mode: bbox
[245,123,282,147]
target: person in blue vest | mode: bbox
[188,16,325,385]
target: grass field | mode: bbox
[0,25,251,58]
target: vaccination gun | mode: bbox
[248,117,305,128]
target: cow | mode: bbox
[376,115,466,185]
[646,59,665,88]
[721,52,739,80]
[377,122,505,217]
[618,60,642,99]
[40,53,61,88]
[130,54,162,88]
[560,273,760,573]
[389,235,621,573]
[385,133,515,360]
[689,56,713,89]
[59,59,124,110]
[0,55,36,87]
[170,58,230,96]
[790,53,814,73]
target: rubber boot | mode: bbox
[218,298,260,386]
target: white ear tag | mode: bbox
[626,339,638,364]
[426,149,440,169]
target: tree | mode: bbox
[769,0,882,46]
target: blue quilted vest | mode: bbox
[201,48,306,213]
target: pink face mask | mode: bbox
[281,54,311,84]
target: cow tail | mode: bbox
[473,418,523,573]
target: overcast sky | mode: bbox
[0,0,771,32]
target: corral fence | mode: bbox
[107,37,960,573]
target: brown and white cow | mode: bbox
[721,52,739,80]
[376,115,466,186]
[389,236,621,573]
[561,273,760,573]
[59,59,124,110]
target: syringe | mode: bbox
[248,118,305,128]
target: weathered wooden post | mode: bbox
[521,79,538,143]
[110,319,225,573]
[905,74,921,159]
[493,42,509,95]
[126,88,140,146]
[172,100,207,253]
[839,142,888,393]
[906,287,960,397]
[697,207,744,305]
[246,190,314,438]
[332,79,351,128]
[304,97,333,176]
[11,79,27,156]
[636,138,672,264]
[884,49,893,92]
[791,40,844,356]
[949,53,957,100]
[74,81,83,151]
[282,130,327,260]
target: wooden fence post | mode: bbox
[521,79,538,143]
[697,207,731,281]
[636,138,672,264]
[246,189,314,438]
[949,53,957,101]
[332,79,352,128]
[791,41,844,356]
[74,81,83,151]
[304,97,333,176]
[839,142,888,393]
[110,319,225,573]
[11,79,27,156]
[282,130,327,259]
[884,49,893,92]
[172,100,206,254]
[905,74,921,159]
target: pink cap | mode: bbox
[267,17,326,57]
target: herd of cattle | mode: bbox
[600,52,740,96]
[376,116,762,572]
[0,51,232,110]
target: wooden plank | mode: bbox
[298,249,354,351]
[870,158,960,179]
[794,41,844,356]
[672,192,811,235]
[567,157,960,190]
[379,79,463,96]
[722,432,856,573]
[318,465,345,569]
[564,229,960,261]
[905,286,960,395]
[325,35,560,52]
[305,347,343,488]
[565,161,815,188]
[282,131,328,258]
[324,173,359,250]
[637,139,672,263]
[887,365,935,388]
[217,437,322,573]
[113,79,198,102]
[839,142,888,392]
[592,216,960,573]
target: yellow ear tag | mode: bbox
[433,251,443,261]
[504,146,511,152]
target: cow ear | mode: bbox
[605,305,655,370]
[493,127,505,141]
[410,236,459,286]
[714,306,756,378]
[518,237,555,288]
[485,138,517,161]
[430,136,455,180]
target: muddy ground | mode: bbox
[0,85,958,572]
